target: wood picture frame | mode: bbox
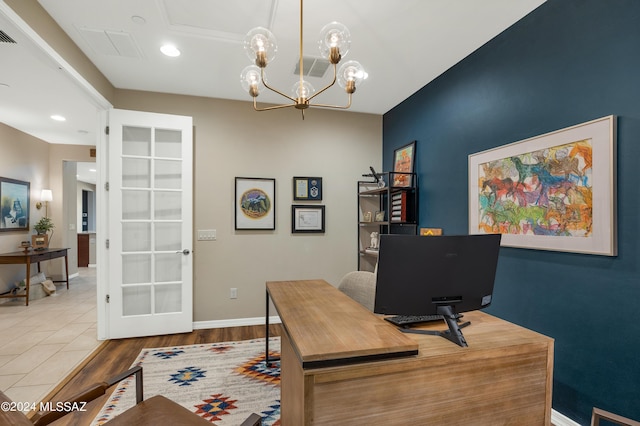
[292,205,325,233]
[235,177,276,230]
[0,177,30,232]
[468,115,616,256]
[392,141,416,187]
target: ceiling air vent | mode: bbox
[294,56,331,78]
[0,30,17,44]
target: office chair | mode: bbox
[338,271,376,311]
[591,407,640,426]
[0,366,262,426]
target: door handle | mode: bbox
[176,249,190,255]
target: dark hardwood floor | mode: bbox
[37,324,282,425]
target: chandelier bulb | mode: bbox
[318,22,351,61]
[240,65,264,98]
[244,27,278,66]
[291,80,315,102]
[337,60,366,93]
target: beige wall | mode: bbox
[5,0,383,322]
[0,123,51,292]
[113,91,382,321]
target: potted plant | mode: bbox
[32,217,55,250]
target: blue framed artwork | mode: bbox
[0,177,30,232]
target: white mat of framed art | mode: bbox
[468,115,616,256]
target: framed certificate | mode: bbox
[292,205,325,233]
[293,177,322,201]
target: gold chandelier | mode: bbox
[240,0,366,119]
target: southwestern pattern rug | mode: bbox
[91,337,281,425]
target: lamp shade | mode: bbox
[41,189,53,202]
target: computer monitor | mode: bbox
[374,233,502,347]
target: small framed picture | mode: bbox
[362,211,373,222]
[0,177,30,232]
[293,177,322,201]
[392,141,416,187]
[375,210,386,222]
[235,177,276,230]
[292,205,325,233]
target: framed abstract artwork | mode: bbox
[0,177,30,232]
[235,177,276,230]
[291,205,325,233]
[392,141,416,187]
[468,115,616,256]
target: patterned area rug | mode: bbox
[91,338,281,425]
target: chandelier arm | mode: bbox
[307,64,338,102]
[308,93,353,110]
[261,69,297,102]
[252,97,297,111]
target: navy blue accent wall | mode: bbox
[383,1,640,424]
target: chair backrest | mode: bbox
[591,407,640,426]
[338,271,376,311]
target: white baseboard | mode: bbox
[193,316,281,330]
[194,317,579,426]
[551,409,580,426]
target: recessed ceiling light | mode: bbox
[51,115,66,122]
[160,44,180,57]
[89,169,96,172]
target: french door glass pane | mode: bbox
[155,253,182,283]
[122,126,151,156]
[123,285,151,316]
[122,254,151,284]
[154,223,181,251]
[155,284,182,313]
[123,158,151,188]
[154,159,181,189]
[122,222,151,252]
[155,129,182,159]
[154,191,181,220]
[122,190,150,220]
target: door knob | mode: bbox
[176,249,190,255]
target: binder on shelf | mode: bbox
[390,191,407,221]
[390,212,407,222]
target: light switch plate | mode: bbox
[197,229,216,241]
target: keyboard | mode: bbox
[384,313,462,327]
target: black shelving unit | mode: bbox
[357,172,418,271]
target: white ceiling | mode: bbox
[0,0,545,146]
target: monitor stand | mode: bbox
[399,305,471,347]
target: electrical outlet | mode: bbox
[230,288,237,299]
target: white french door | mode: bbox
[105,108,193,339]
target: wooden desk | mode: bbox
[267,279,554,425]
[0,248,69,306]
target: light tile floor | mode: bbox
[0,268,99,406]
